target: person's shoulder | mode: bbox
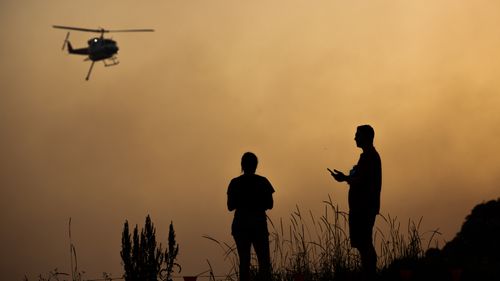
[228,175,243,188]
[228,176,243,194]
[230,175,245,184]
[254,174,275,192]
[253,174,267,180]
[253,174,271,182]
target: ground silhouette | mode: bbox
[381,198,500,281]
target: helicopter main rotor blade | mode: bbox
[53,25,105,33]
[107,29,155,33]
[53,25,154,34]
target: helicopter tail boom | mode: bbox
[66,41,89,55]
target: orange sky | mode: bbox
[1,1,500,280]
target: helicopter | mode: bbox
[53,25,154,80]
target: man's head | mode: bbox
[241,152,258,174]
[355,125,375,148]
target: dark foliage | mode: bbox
[379,198,500,281]
[443,198,500,261]
[441,198,500,280]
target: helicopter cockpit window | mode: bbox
[88,38,99,45]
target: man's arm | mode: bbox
[329,168,349,183]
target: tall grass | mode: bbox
[206,195,440,281]
[375,214,441,269]
[24,218,120,281]
[27,202,440,281]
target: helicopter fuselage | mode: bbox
[68,37,119,61]
[88,38,119,61]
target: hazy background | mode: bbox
[1,1,500,280]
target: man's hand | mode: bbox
[328,168,348,182]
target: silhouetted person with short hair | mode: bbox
[227,152,275,281]
[330,125,382,280]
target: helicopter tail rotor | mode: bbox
[61,32,70,50]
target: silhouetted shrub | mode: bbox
[121,215,180,281]
[164,222,181,281]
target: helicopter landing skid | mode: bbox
[103,57,119,67]
[85,61,95,81]
[84,57,119,81]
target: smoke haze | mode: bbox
[1,1,500,280]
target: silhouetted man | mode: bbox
[330,125,382,279]
[227,152,275,281]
